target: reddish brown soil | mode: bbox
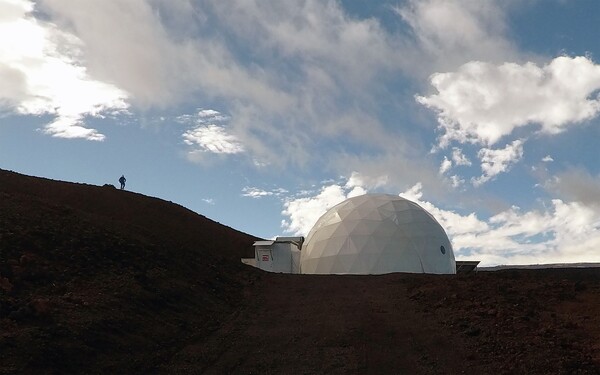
[1,169,599,374]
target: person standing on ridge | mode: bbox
[119,175,126,190]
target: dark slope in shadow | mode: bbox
[1,169,600,374]
[0,169,258,373]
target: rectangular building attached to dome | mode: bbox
[242,237,304,274]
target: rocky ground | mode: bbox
[1,169,599,374]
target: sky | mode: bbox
[1,0,600,266]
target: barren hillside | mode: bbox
[0,169,257,373]
[1,169,599,374]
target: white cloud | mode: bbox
[345,172,366,189]
[451,147,471,166]
[439,156,452,174]
[252,159,270,168]
[282,176,368,235]
[209,0,402,89]
[197,109,221,118]
[400,183,600,266]
[449,175,464,188]
[178,109,250,163]
[0,0,128,140]
[29,0,431,170]
[544,169,600,208]
[242,187,273,199]
[473,139,524,186]
[182,124,244,155]
[345,171,388,190]
[418,56,600,147]
[394,0,519,74]
[25,0,524,178]
[282,185,347,236]
[542,155,554,162]
[10,0,525,168]
[438,148,471,185]
[38,0,295,115]
[242,186,288,199]
[193,109,229,124]
[329,150,448,202]
[176,109,229,125]
[280,178,600,266]
[199,111,228,124]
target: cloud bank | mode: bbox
[279,175,600,267]
[419,56,600,147]
[473,139,524,186]
[180,109,244,160]
[0,0,128,140]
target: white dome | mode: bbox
[301,194,455,274]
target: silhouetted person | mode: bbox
[119,175,126,190]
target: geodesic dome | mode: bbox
[300,194,455,274]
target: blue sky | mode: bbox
[2,0,600,266]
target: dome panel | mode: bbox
[410,209,437,223]
[337,237,359,256]
[371,219,400,237]
[348,253,379,274]
[313,222,343,240]
[388,200,414,213]
[330,254,358,273]
[347,235,371,253]
[319,236,347,258]
[389,210,416,225]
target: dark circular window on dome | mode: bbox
[440,245,446,255]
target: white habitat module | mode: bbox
[246,237,303,274]
[300,194,456,274]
